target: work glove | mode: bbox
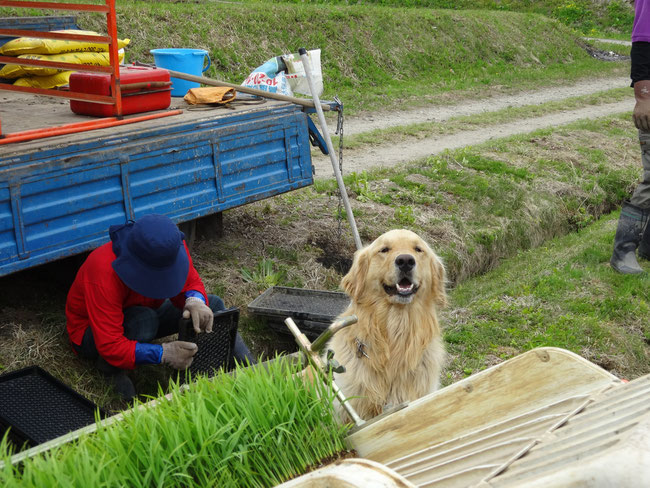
[633,80,650,131]
[183,297,214,334]
[161,341,198,369]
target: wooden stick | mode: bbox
[284,317,365,427]
[164,69,332,111]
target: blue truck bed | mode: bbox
[0,91,319,277]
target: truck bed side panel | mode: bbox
[0,105,313,276]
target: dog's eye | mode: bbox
[380,247,390,253]
[415,246,423,253]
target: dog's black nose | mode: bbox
[395,254,415,272]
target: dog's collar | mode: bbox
[355,337,369,359]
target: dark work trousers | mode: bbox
[74,294,255,372]
[631,128,650,210]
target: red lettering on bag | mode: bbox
[243,72,279,88]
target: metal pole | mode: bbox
[298,48,362,251]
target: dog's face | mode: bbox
[341,229,446,307]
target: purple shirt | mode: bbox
[633,0,650,42]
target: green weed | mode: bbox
[605,0,635,32]
[554,2,594,30]
[241,259,287,289]
[267,246,300,263]
[346,172,380,203]
[394,205,416,226]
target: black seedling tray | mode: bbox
[247,286,350,340]
[0,366,104,448]
[178,307,238,377]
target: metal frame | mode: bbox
[0,0,123,138]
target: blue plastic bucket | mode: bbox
[150,48,211,97]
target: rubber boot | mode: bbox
[638,222,650,261]
[96,357,136,402]
[610,202,649,274]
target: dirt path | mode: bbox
[312,76,633,176]
[584,38,631,46]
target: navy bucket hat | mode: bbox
[109,214,189,299]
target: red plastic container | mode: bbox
[69,65,172,117]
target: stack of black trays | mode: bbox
[247,286,350,340]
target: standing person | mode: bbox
[66,214,255,401]
[611,0,650,274]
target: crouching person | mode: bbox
[65,213,255,401]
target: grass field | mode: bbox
[2,109,645,413]
[0,0,645,419]
[238,0,635,38]
[1,1,630,114]
[76,2,629,114]
[445,211,650,384]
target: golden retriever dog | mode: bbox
[328,229,447,421]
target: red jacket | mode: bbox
[65,241,207,369]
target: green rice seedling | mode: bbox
[0,357,349,487]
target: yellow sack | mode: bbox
[184,87,236,105]
[0,49,125,79]
[13,71,74,89]
[0,30,129,56]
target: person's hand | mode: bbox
[633,80,650,131]
[161,341,198,369]
[183,297,214,334]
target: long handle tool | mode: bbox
[298,47,362,251]
[162,68,333,111]
[285,315,365,427]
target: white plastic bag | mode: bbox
[241,49,323,97]
[281,49,323,97]
[241,56,293,96]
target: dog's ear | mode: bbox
[429,253,448,308]
[341,247,370,301]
